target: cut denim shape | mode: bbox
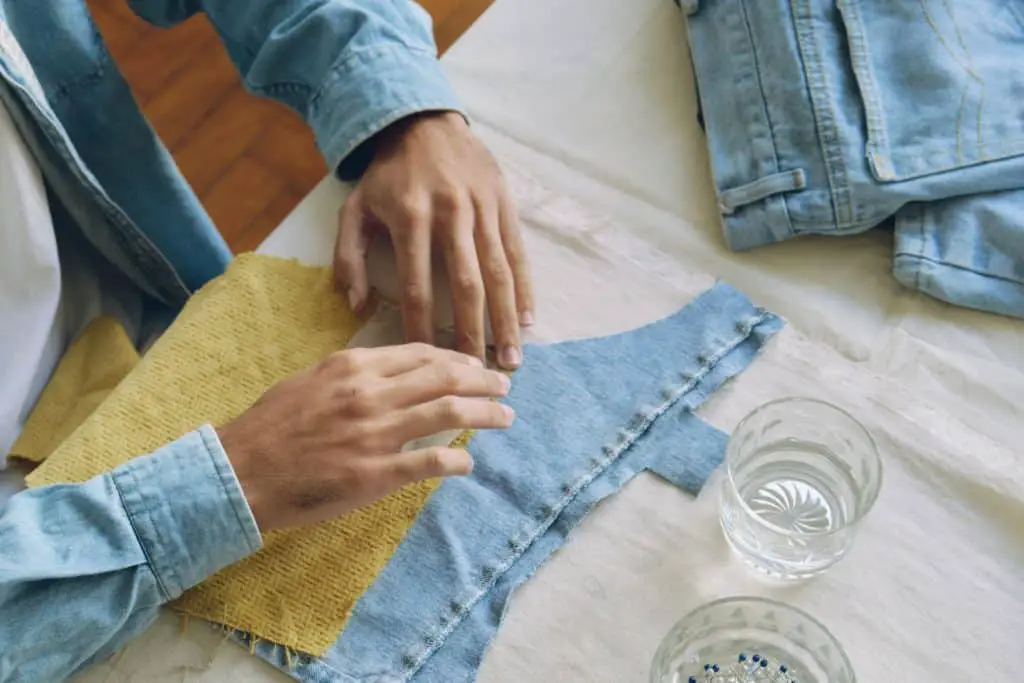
[240,282,783,682]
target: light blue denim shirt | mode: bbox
[0,1,461,680]
[0,427,261,680]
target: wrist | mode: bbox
[216,422,271,533]
[372,110,469,157]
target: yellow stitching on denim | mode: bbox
[954,85,967,164]
[944,0,987,159]
[918,0,976,78]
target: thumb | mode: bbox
[335,189,372,311]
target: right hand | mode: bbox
[217,344,513,532]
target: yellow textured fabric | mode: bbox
[11,316,139,463]
[23,254,451,655]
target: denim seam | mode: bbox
[737,2,802,241]
[112,469,174,602]
[723,1,774,184]
[790,0,853,227]
[198,425,263,556]
[836,0,890,169]
[738,0,783,180]
[254,81,314,98]
[895,251,1024,287]
[393,310,777,681]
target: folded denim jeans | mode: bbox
[239,282,784,682]
[684,0,1024,317]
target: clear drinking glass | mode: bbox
[719,398,881,580]
[649,597,855,683]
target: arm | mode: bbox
[0,427,260,682]
[125,0,461,178]
[0,345,512,681]
[126,0,536,365]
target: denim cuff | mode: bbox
[310,45,464,180]
[111,425,262,601]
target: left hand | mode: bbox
[334,112,534,370]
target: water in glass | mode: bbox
[719,398,881,580]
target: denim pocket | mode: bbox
[837,0,1024,182]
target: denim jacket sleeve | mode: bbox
[126,0,463,179]
[0,425,262,682]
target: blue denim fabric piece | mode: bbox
[893,190,1024,318]
[0,0,460,307]
[241,282,784,682]
[0,426,261,682]
[685,0,1024,317]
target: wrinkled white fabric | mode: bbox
[0,92,63,458]
[74,1,1023,682]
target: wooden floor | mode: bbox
[86,0,492,253]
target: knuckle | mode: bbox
[393,196,429,225]
[324,349,363,375]
[482,256,512,285]
[346,421,387,452]
[455,329,482,354]
[434,363,463,392]
[432,186,465,215]
[423,447,446,474]
[452,270,484,299]
[438,395,464,422]
[338,383,374,416]
[403,282,431,312]
[320,352,348,376]
[340,464,374,494]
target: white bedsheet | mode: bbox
[75,1,1023,682]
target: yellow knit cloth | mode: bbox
[16,254,451,656]
[12,316,139,463]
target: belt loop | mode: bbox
[718,169,807,215]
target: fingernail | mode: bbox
[501,404,516,422]
[346,288,361,311]
[500,346,522,369]
[495,372,512,393]
[468,355,484,367]
[520,310,535,327]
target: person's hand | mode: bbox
[335,112,534,370]
[217,344,513,532]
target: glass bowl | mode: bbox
[650,597,855,683]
